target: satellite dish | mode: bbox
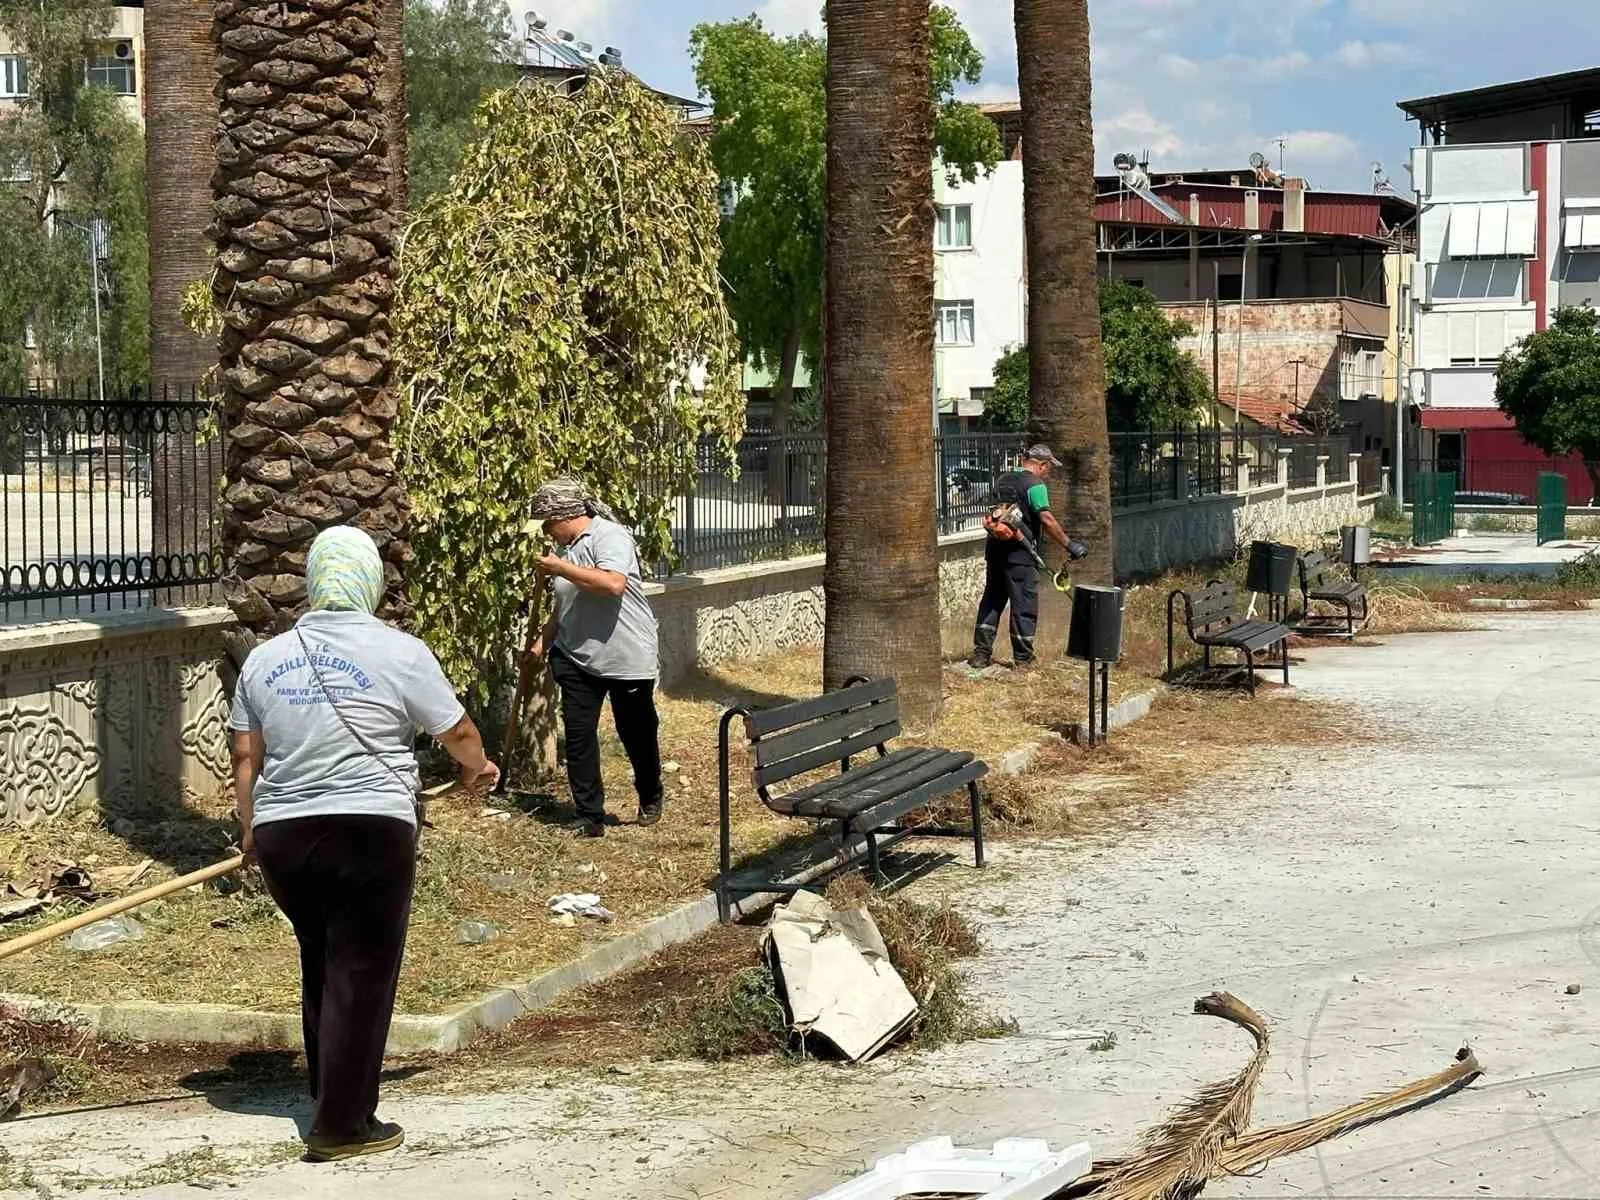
[1249,151,1269,170]
[1113,152,1137,172]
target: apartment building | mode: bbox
[0,4,145,126]
[1400,68,1600,502]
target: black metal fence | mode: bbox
[1285,436,1351,489]
[0,385,222,623]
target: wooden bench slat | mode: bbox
[752,699,901,768]
[794,749,975,818]
[743,677,897,737]
[753,724,902,789]
[1187,583,1237,627]
[847,760,990,833]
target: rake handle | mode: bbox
[0,854,246,964]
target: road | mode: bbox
[6,609,1600,1199]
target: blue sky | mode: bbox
[524,0,1595,192]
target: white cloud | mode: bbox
[1331,40,1408,70]
[1271,129,1360,163]
[752,0,822,37]
[1095,108,1186,160]
[1155,53,1202,81]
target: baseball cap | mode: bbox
[1024,443,1064,468]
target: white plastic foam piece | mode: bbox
[805,1135,1093,1200]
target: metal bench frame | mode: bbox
[716,676,987,922]
[1296,550,1369,637]
[1166,580,1291,695]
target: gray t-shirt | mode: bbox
[229,610,466,828]
[551,517,660,681]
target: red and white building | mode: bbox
[1401,68,1600,503]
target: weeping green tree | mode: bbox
[395,73,744,711]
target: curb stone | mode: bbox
[995,687,1163,772]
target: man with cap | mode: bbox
[527,478,663,838]
[970,444,1086,670]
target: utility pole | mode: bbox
[1233,236,1263,437]
[1210,297,1221,431]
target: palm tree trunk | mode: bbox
[376,0,408,215]
[821,0,942,725]
[145,1,220,603]
[212,0,410,634]
[1015,0,1114,588]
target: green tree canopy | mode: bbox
[985,280,1212,431]
[0,0,147,386]
[404,0,519,206]
[1496,305,1600,494]
[690,8,1002,410]
[394,73,744,708]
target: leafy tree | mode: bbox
[1496,305,1600,498]
[987,344,1029,428]
[1099,279,1210,430]
[0,0,148,387]
[394,74,744,709]
[691,8,1002,429]
[404,0,518,206]
[985,280,1211,432]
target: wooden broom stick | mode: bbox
[495,567,549,795]
[0,855,245,964]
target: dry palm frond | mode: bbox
[1090,993,1271,1200]
[1214,1045,1482,1175]
[1062,1046,1482,1198]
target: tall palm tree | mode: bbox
[211,0,409,633]
[377,0,407,213]
[821,0,942,724]
[145,1,219,600]
[146,1,217,390]
[1014,0,1113,588]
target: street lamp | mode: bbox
[1232,233,1265,439]
[57,215,107,404]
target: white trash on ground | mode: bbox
[764,890,917,1063]
[805,1136,1093,1200]
[65,914,144,952]
[547,892,615,923]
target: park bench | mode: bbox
[1296,550,1369,636]
[716,676,987,922]
[1165,580,1290,695]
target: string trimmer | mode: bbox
[985,503,1087,592]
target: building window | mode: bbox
[85,50,135,96]
[0,55,26,98]
[936,300,975,346]
[1217,274,1243,301]
[935,204,973,251]
[1432,258,1523,302]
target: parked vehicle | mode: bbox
[1455,491,1526,506]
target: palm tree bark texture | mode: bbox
[1015,0,1114,591]
[145,1,221,603]
[211,0,409,634]
[821,0,943,725]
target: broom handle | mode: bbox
[0,854,246,964]
[494,569,549,795]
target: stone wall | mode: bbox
[648,531,989,687]
[0,608,235,827]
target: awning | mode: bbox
[1424,200,1538,262]
[1420,408,1513,430]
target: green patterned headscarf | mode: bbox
[306,526,384,614]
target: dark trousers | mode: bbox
[549,649,664,822]
[973,553,1039,664]
[254,814,416,1140]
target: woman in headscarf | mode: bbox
[229,526,499,1162]
[526,478,663,838]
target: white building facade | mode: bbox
[0,4,144,127]
[932,160,1026,431]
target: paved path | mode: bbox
[6,611,1600,1199]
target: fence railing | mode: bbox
[1285,436,1350,489]
[0,386,222,623]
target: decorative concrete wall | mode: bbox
[0,608,236,827]
[648,531,989,687]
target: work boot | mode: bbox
[566,819,604,839]
[967,651,992,670]
[637,802,664,827]
[304,1120,405,1163]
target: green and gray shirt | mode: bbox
[988,470,1051,562]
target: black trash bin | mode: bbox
[1068,585,1124,663]
[1246,540,1296,597]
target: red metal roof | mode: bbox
[1093,183,1412,240]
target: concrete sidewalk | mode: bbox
[1375,531,1599,578]
[5,611,1600,1198]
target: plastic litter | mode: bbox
[804,1136,1092,1200]
[548,893,615,923]
[66,914,144,952]
[455,920,501,945]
